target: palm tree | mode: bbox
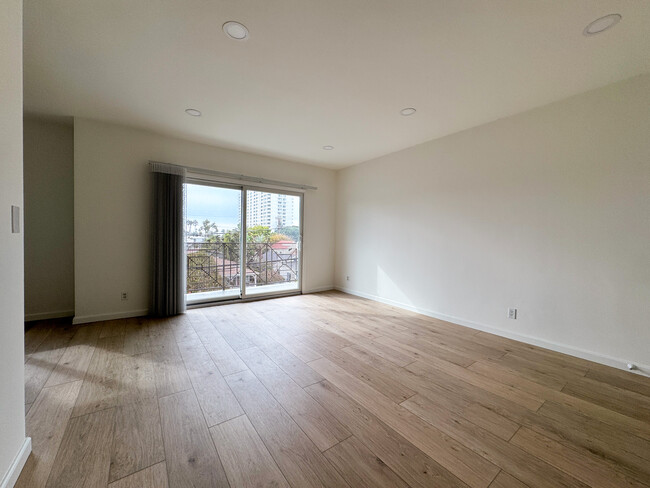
[202,219,219,236]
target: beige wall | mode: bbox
[336,74,650,372]
[24,117,74,320]
[74,118,337,323]
[0,0,30,484]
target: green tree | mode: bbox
[246,225,273,243]
[276,225,300,242]
[222,228,240,262]
[186,219,199,235]
[200,219,219,236]
[270,233,290,244]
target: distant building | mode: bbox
[246,191,299,229]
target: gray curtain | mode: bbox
[150,162,186,316]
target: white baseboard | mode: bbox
[72,309,149,325]
[25,310,74,322]
[303,285,335,294]
[0,437,31,488]
[335,286,650,377]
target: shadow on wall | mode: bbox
[377,266,415,308]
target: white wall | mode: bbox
[23,117,74,321]
[336,74,650,372]
[74,118,336,323]
[0,0,30,485]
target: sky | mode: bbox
[186,184,240,231]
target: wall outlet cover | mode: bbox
[11,205,20,233]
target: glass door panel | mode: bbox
[185,182,243,304]
[244,189,302,297]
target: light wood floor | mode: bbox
[19,291,650,488]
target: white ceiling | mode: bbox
[23,1,650,169]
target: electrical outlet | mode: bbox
[507,308,517,320]
[121,292,128,301]
[346,276,350,281]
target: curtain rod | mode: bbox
[148,161,318,191]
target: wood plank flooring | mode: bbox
[18,291,650,487]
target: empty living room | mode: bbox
[2,1,650,487]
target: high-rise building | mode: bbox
[246,191,299,229]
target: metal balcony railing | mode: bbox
[186,241,299,295]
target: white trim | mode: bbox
[303,285,335,294]
[0,437,31,488]
[72,309,148,325]
[335,286,650,377]
[25,310,74,322]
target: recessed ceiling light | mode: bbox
[583,14,621,36]
[400,107,417,116]
[323,145,334,150]
[223,21,249,41]
[185,108,201,117]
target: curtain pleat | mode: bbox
[151,169,186,316]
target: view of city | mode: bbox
[185,184,301,300]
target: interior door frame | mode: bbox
[184,177,304,307]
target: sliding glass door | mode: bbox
[184,181,302,305]
[185,183,243,304]
[243,189,302,297]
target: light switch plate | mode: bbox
[11,206,20,233]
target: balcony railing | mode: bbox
[186,240,299,295]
